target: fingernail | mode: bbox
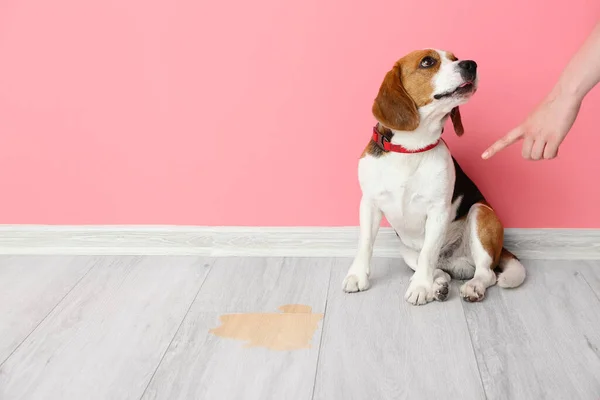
[481,152,489,159]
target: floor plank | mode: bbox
[0,256,212,400]
[141,257,332,400]
[579,260,600,300]
[192,257,331,313]
[463,260,600,400]
[313,258,486,400]
[0,256,94,364]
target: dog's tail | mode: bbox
[495,248,526,288]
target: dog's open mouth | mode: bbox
[434,82,474,100]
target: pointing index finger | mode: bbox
[481,128,523,159]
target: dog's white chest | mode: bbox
[359,150,451,248]
[359,156,426,240]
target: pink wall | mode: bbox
[0,0,599,228]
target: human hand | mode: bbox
[481,89,582,160]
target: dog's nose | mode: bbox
[458,60,477,81]
[458,60,477,71]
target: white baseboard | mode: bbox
[0,225,598,259]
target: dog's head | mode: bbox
[372,49,478,136]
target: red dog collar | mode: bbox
[372,126,441,153]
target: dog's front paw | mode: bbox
[404,280,435,305]
[433,270,451,302]
[342,272,370,293]
[433,279,450,302]
[342,271,370,293]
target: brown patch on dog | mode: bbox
[398,49,442,108]
[372,64,420,131]
[499,248,518,260]
[496,248,518,273]
[446,52,458,61]
[450,107,464,136]
[475,202,504,265]
[360,124,393,158]
[372,49,443,131]
[209,304,324,351]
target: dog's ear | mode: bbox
[450,106,464,136]
[372,64,419,131]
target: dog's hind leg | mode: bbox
[459,203,502,302]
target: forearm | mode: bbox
[554,21,600,102]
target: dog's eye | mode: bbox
[420,56,436,68]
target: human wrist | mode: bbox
[552,77,585,106]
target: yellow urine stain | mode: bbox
[209,304,324,351]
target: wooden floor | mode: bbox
[1,256,600,400]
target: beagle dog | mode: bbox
[343,49,526,305]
